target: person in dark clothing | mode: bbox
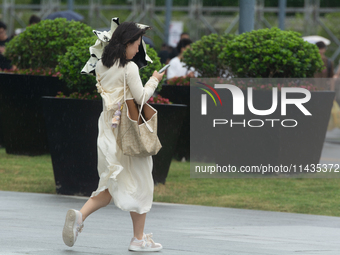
[168,32,191,59]
[29,15,41,25]
[314,41,334,79]
[313,41,339,132]
[158,43,170,64]
[0,21,13,70]
[14,14,41,36]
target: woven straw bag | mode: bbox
[116,72,162,157]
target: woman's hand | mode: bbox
[152,70,165,82]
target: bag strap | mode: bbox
[123,68,154,134]
[123,66,127,101]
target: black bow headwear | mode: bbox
[81,17,152,76]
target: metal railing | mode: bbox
[2,0,340,62]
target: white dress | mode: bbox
[91,60,159,214]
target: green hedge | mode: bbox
[56,39,164,95]
[183,33,235,77]
[56,36,97,94]
[5,18,93,70]
[219,27,323,78]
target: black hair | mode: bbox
[176,38,192,54]
[0,21,7,30]
[29,15,41,25]
[316,41,326,49]
[102,22,147,68]
[181,32,189,37]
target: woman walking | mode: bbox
[62,21,165,252]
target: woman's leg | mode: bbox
[130,212,146,240]
[80,189,112,222]
[63,189,111,247]
[128,212,162,251]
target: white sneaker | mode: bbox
[128,233,163,252]
[62,209,84,247]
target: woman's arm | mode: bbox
[126,62,163,104]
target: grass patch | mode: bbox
[1,148,339,217]
[154,161,340,217]
[0,148,55,194]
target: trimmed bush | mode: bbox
[57,40,164,96]
[56,36,97,94]
[5,18,93,70]
[183,33,235,77]
[219,27,324,78]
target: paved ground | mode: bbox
[321,129,340,164]
[1,190,340,255]
[1,131,340,255]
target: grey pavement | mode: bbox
[320,129,340,165]
[1,190,340,255]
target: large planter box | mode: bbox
[42,98,101,196]
[159,85,190,160]
[0,112,4,147]
[42,97,186,196]
[0,73,65,155]
[151,103,187,183]
[191,90,335,168]
[0,81,4,147]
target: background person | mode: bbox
[0,21,13,70]
[168,32,191,59]
[158,43,170,64]
[167,38,195,80]
[29,14,41,25]
[14,14,41,36]
[312,41,340,134]
[62,22,165,252]
[314,41,334,79]
[180,32,190,40]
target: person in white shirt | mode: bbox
[167,38,195,80]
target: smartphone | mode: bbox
[158,64,170,73]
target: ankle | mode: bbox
[79,210,86,222]
[134,234,144,241]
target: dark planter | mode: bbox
[42,97,102,196]
[0,73,65,155]
[42,97,186,195]
[191,90,335,168]
[159,85,190,160]
[151,103,187,184]
[0,111,4,147]
[0,81,4,147]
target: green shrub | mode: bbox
[219,27,324,78]
[57,40,164,96]
[5,18,93,70]
[56,36,97,94]
[139,44,165,91]
[183,33,235,77]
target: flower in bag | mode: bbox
[112,102,122,128]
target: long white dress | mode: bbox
[91,60,159,214]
